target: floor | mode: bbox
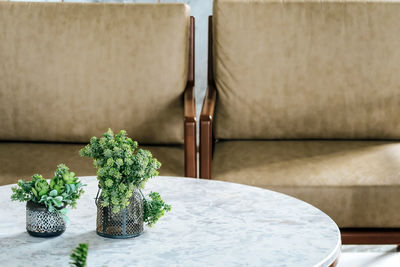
[338,246,400,266]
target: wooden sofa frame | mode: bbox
[184,16,197,178]
[200,16,400,247]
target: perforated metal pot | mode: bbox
[26,201,66,237]
[96,189,144,239]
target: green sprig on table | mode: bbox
[143,192,171,227]
[70,243,89,267]
[80,129,171,226]
[10,164,85,214]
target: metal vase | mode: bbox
[96,189,144,239]
[26,201,66,237]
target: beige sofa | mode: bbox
[0,2,196,184]
[201,0,400,243]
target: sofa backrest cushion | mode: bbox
[213,0,400,140]
[0,2,189,144]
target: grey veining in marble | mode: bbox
[0,176,340,267]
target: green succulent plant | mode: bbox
[80,129,171,226]
[32,175,50,197]
[11,164,85,215]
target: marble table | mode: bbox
[0,176,341,267]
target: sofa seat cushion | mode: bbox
[212,140,400,227]
[0,142,184,185]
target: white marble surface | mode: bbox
[0,176,340,267]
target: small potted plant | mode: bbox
[80,129,171,239]
[11,164,85,237]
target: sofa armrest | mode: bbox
[184,16,197,178]
[200,85,216,179]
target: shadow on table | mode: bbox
[0,229,146,255]
[0,230,105,252]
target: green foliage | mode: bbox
[11,164,85,214]
[80,129,170,226]
[143,192,172,227]
[70,243,89,267]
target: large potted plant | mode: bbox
[80,129,171,239]
[10,164,85,237]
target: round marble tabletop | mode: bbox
[0,176,340,267]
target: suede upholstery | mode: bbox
[213,0,400,140]
[0,142,184,186]
[212,141,400,227]
[0,2,190,144]
[210,0,400,228]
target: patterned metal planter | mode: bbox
[96,189,144,239]
[26,201,66,237]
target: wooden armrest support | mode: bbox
[200,85,216,179]
[200,85,216,122]
[184,16,197,178]
[184,84,196,122]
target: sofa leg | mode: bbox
[200,120,213,179]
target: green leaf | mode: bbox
[48,203,54,212]
[31,188,38,198]
[69,184,76,192]
[50,189,58,197]
[52,199,62,207]
[70,243,89,267]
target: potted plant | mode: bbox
[80,129,171,239]
[10,164,85,237]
